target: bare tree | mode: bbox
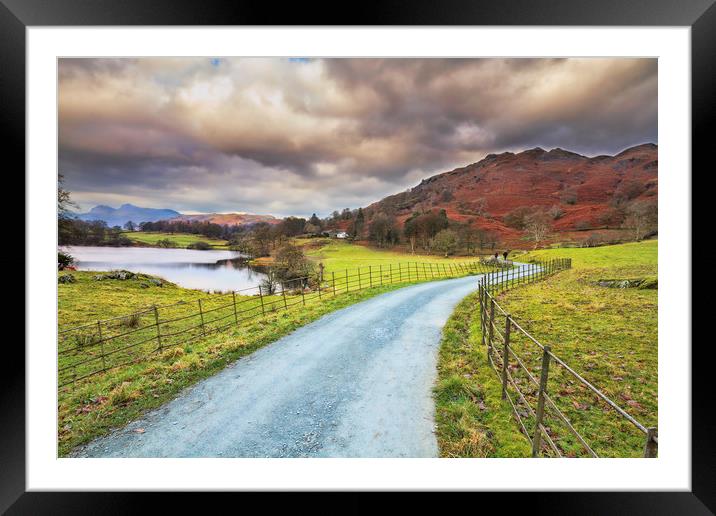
[623,199,657,240]
[524,211,552,249]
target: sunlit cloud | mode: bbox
[59,57,657,217]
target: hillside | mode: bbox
[168,213,280,226]
[363,143,658,245]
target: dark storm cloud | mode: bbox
[58,57,657,217]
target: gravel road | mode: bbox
[72,273,492,458]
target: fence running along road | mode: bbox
[59,259,498,388]
[477,259,658,458]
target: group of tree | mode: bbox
[59,218,134,247]
[359,208,499,256]
[138,219,228,239]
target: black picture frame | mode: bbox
[5,0,708,512]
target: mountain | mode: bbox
[168,213,280,226]
[75,204,181,227]
[362,143,657,244]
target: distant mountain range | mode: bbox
[74,203,278,228]
[75,204,181,227]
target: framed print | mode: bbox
[5,0,710,511]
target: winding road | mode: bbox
[73,270,515,458]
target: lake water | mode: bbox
[66,246,267,293]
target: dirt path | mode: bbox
[73,273,490,458]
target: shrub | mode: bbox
[187,241,212,250]
[560,187,578,205]
[156,238,177,248]
[548,205,565,220]
[122,313,142,328]
[58,251,75,270]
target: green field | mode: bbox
[513,239,657,270]
[436,240,658,457]
[296,238,488,273]
[125,231,229,249]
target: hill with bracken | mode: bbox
[362,143,658,246]
[168,212,280,227]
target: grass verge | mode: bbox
[434,291,532,457]
[437,240,657,457]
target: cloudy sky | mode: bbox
[59,57,657,217]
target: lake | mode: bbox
[65,246,267,293]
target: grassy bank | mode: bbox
[125,231,230,249]
[296,238,487,273]
[434,291,532,457]
[436,240,658,457]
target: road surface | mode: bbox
[73,270,510,458]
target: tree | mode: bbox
[304,223,321,236]
[504,206,535,230]
[432,229,458,257]
[403,210,450,252]
[58,174,78,245]
[612,179,646,206]
[623,199,657,240]
[368,213,399,247]
[351,208,365,238]
[309,213,322,228]
[124,220,136,231]
[524,211,552,248]
[274,244,315,282]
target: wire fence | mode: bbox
[477,259,658,458]
[59,259,498,388]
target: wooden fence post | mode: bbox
[501,314,511,399]
[532,345,552,457]
[332,272,337,296]
[389,264,393,284]
[301,279,306,305]
[488,299,496,359]
[198,299,206,335]
[97,321,106,371]
[398,263,402,283]
[232,291,238,324]
[318,275,322,299]
[153,305,162,352]
[480,282,486,347]
[379,264,383,286]
[282,285,288,309]
[644,427,658,458]
[258,285,266,315]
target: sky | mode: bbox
[59,57,657,218]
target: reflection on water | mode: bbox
[65,246,267,293]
